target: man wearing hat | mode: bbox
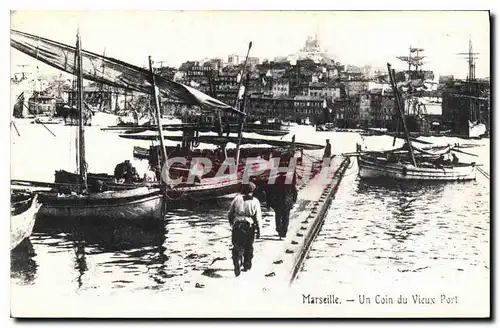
[227,182,262,277]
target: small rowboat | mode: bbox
[11,193,41,251]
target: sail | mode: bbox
[11,29,244,116]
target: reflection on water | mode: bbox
[300,159,490,285]
[11,239,37,285]
[10,127,490,295]
[12,197,255,293]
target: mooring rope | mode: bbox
[476,166,490,180]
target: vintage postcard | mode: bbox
[9,10,490,318]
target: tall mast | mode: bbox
[457,36,480,123]
[148,56,168,170]
[76,30,87,192]
[99,47,106,111]
[235,41,252,166]
[387,63,417,167]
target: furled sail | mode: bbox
[11,29,244,115]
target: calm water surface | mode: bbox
[11,123,490,295]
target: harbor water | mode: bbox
[11,120,490,301]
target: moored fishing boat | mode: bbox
[37,187,164,221]
[357,152,476,181]
[43,169,243,203]
[11,29,247,222]
[351,63,479,183]
[11,192,41,251]
[11,28,254,214]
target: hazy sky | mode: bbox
[10,11,490,79]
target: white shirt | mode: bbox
[228,194,262,226]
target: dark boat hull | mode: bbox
[37,187,165,222]
[52,170,242,203]
[166,179,241,201]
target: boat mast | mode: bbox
[235,41,252,166]
[148,56,168,169]
[99,47,106,112]
[387,63,417,167]
[76,30,88,192]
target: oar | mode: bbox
[11,121,20,136]
[22,103,56,137]
[476,167,490,180]
[452,148,479,157]
[34,118,57,137]
[365,128,433,145]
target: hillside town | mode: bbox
[12,33,490,137]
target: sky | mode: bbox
[10,11,490,80]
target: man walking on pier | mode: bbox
[228,182,261,277]
[323,139,332,159]
[265,172,298,239]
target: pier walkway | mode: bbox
[187,155,352,293]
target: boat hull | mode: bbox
[167,180,242,201]
[37,188,164,223]
[358,155,476,181]
[11,194,41,251]
[54,170,243,201]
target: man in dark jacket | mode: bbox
[114,160,136,183]
[264,172,298,239]
[323,139,332,159]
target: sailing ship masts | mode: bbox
[76,31,88,192]
[387,63,417,167]
[148,56,168,169]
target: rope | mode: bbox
[476,167,490,180]
[164,188,187,201]
[302,152,322,163]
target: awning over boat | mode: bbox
[119,133,325,150]
[102,123,288,137]
[10,29,245,116]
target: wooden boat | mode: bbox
[11,31,166,224]
[11,29,248,218]
[37,187,164,222]
[357,153,476,181]
[11,192,41,251]
[44,170,242,202]
[132,143,323,190]
[353,63,478,183]
[133,145,293,161]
